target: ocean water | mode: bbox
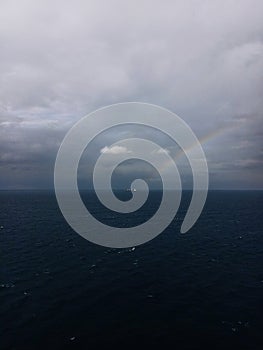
[1,190,263,349]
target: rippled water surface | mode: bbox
[1,190,263,349]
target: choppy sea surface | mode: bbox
[1,190,263,349]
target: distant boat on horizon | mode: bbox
[126,188,137,192]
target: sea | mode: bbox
[1,190,263,349]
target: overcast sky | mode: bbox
[0,0,262,189]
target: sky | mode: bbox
[0,0,262,190]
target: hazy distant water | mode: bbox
[1,190,263,349]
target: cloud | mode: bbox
[0,0,262,189]
[100,145,132,155]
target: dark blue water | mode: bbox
[1,191,263,349]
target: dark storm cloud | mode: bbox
[0,0,262,189]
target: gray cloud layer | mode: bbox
[0,0,262,189]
